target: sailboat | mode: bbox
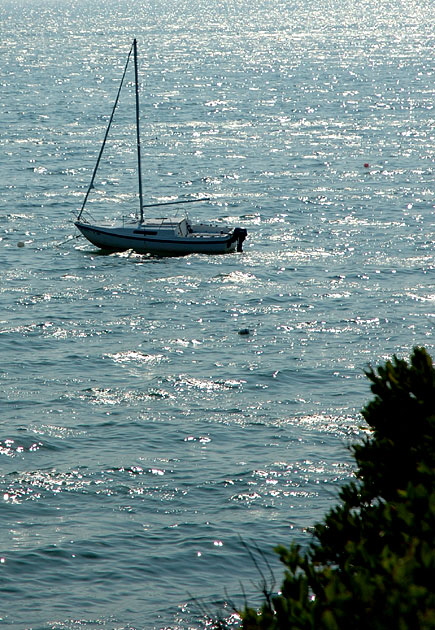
[75,40,247,256]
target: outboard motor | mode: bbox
[231,227,248,252]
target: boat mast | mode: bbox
[133,39,144,223]
[77,43,133,222]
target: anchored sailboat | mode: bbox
[75,39,247,256]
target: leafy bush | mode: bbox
[239,347,435,630]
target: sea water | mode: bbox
[0,0,434,627]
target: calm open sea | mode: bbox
[1,0,434,628]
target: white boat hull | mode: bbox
[75,219,247,256]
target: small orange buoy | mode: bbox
[364,163,370,168]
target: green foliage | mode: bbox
[239,347,435,630]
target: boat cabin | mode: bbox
[134,217,191,237]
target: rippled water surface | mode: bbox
[1,0,434,627]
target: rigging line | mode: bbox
[77,41,134,221]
